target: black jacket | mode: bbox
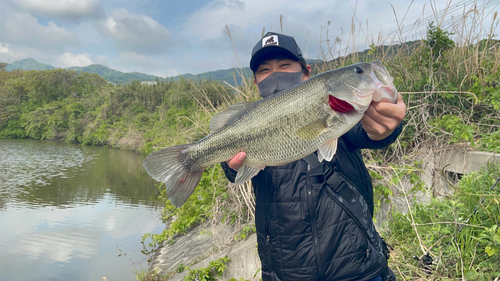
[222,122,401,281]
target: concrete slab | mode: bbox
[151,222,261,281]
[442,150,500,174]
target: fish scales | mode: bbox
[143,61,399,207]
[186,74,331,168]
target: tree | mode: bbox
[425,22,455,60]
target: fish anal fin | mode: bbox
[209,102,254,133]
[318,139,338,162]
[296,118,327,141]
[234,165,262,186]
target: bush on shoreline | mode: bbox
[0,69,235,154]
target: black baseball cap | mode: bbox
[250,32,306,72]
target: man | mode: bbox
[221,32,406,281]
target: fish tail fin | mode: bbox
[143,144,204,207]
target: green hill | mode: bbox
[4,58,254,85]
[172,59,322,86]
[175,67,254,86]
[67,64,164,84]
[1,56,360,86]
[5,59,164,85]
[5,58,55,71]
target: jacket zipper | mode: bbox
[264,218,272,266]
[327,190,373,257]
[266,234,271,264]
[306,164,326,281]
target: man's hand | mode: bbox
[227,152,247,170]
[361,93,406,141]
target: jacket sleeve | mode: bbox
[221,162,237,183]
[342,121,403,151]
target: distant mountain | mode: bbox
[4,58,256,86]
[5,58,55,71]
[175,67,254,86]
[171,59,323,86]
[3,42,423,86]
[4,59,164,85]
[2,57,341,86]
[67,64,164,84]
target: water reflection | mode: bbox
[0,139,163,281]
[0,139,159,208]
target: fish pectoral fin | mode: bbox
[318,139,338,162]
[209,101,254,133]
[296,118,328,141]
[234,165,262,186]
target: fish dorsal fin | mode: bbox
[318,139,338,162]
[296,118,327,141]
[234,164,262,186]
[209,102,254,133]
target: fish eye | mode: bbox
[355,66,363,74]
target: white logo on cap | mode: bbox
[262,35,279,47]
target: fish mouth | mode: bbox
[370,61,399,103]
[328,95,354,113]
[341,82,373,113]
[339,62,398,113]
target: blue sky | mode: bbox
[0,0,497,77]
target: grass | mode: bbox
[384,163,500,280]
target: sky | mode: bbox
[0,0,498,77]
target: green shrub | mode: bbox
[384,163,500,279]
[183,256,230,281]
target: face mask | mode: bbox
[257,71,303,98]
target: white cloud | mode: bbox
[2,13,78,51]
[57,52,94,67]
[179,0,340,40]
[178,0,351,62]
[181,0,262,41]
[94,8,171,54]
[8,0,105,21]
[0,43,10,54]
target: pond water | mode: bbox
[0,139,164,281]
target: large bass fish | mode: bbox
[143,60,398,207]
